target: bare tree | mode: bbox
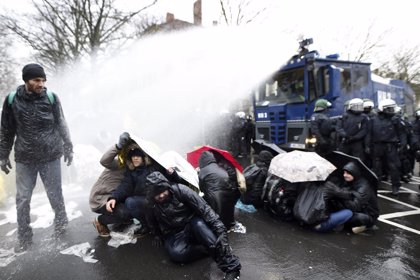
[0,26,18,97]
[0,0,157,70]
[376,45,420,84]
[218,0,268,26]
[325,21,389,63]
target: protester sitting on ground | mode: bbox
[330,161,379,234]
[262,175,303,222]
[105,146,157,236]
[90,132,133,237]
[145,171,242,280]
[292,179,353,233]
[240,150,273,209]
[198,151,240,231]
[106,144,182,236]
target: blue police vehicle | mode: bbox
[253,38,415,151]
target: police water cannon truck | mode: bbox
[253,38,415,151]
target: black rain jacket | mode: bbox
[147,171,226,237]
[0,85,72,164]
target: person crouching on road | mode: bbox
[146,171,242,280]
[198,151,240,231]
[90,132,133,237]
[105,147,153,236]
[339,162,379,234]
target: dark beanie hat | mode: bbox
[22,63,46,82]
[128,148,144,158]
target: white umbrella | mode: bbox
[268,150,336,183]
[158,151,200,192]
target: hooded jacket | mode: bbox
[0,85,73,163]
[341,162,379,219]
[241,150,273,207]
[198,151,239,228]
[198,151,232,194]
[146,171,226,237]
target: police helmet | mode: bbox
[416,110,420,117]
[363,99,374,109]
[343,100,350,111]
[348,98,364,113]
[314,99,332,112]
[235,111,246,119]
[378,99,397,114]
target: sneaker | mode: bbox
[93,219,110,237]
[352,225,367,234]
[224,270,240,280]
[133,226,150,238]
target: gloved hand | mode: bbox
[64,151,73,166]
[152,235,163,248]
[0,158,12,174]
[215,232,230,256]
[64,145,73,166]
[116,132,130,150]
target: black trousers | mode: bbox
[95,204,132,226]
[372,143,401,187]
[164,217,241,272]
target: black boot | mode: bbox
[392,185,399,196]
[224,270,240,280]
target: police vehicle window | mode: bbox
[315,66,329,96]
[340,67,351,94]
[264,80,278,99]
[269,68,305,104]
[352,65,369,91]
[308,70,317,102]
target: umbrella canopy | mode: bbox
[325,151,378,189]
[268,150,336,183]
[252,139,287,156]
[129,137,200,193]
[159,151,200,192]
[187,145,243,172]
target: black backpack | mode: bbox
[243,164,262,188]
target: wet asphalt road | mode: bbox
[1,164,420,279]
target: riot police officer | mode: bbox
[369,99,406,195]
[336,98,369,161]
[363,98,376,167]
[310,99,334,156]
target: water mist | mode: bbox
[51,25,297,154]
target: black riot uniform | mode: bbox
[370,111,406,195]
[311,111,335,156]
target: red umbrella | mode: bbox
[187,145,243,172]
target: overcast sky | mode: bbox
[1,0,420,66]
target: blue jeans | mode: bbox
[314,209,353,232]
[15,159,67,241]
[124,195,148,223]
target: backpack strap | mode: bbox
[46,90,55,104]
[7,90,55,105]
[7,91,16,106]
